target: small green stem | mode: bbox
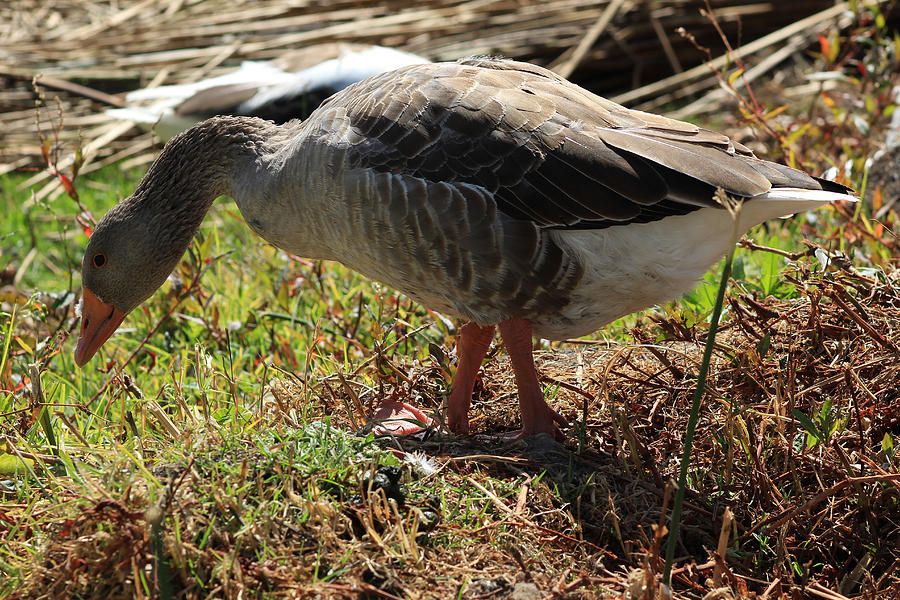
[663,207,740,587]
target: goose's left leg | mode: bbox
[447,322,496,434]
[498,318,568,439]
[370,321,494,437]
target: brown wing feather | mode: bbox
[313,58,833,230]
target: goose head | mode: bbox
[74,117,271,366]
[75,199,189,366]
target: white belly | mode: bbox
[530,204,793,339]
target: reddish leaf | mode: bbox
[818,33,830,59]
[77,213,94,237]
[143,350,157,371]
[873,186,884,213]
[57,172,75,197]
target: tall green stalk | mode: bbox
[663,198,741,587]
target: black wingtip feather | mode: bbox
[812,176,855,195]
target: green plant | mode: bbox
[793,397,848,448]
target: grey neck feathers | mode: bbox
[127,117,292,250]
[108,117,290,310]
[137,116,281,212]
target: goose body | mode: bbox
[77,58,854,438]
[107,44,429,141]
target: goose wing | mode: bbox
[317,57,830,230]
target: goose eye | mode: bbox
[92,253,107,268]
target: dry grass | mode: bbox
[1,0,868,176]
[9,229,900,599]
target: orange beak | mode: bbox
[74,288,126,367]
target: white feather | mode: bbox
[108,46,429,141]
[538,189,854,340]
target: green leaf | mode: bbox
[0,453,34,475]
[756,333,771,357]
[39,406,57,452]
[786,122,812,145]
[793,409,822,446]
[819,397,833,425]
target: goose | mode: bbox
[107,43,430,141]
[75,57,854,439]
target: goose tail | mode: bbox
[742,186,856,225]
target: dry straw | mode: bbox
[3,0,853,180]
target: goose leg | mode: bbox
[371,321,494,436]
[447,322,496,434]
[498,318,568,439]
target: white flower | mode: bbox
[404,451,438,477]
